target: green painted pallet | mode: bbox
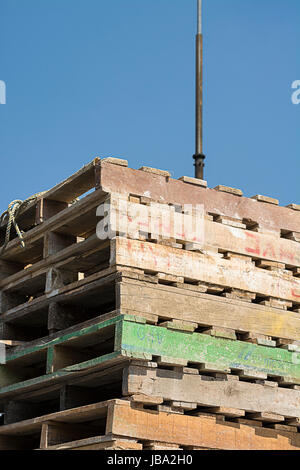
[0,314,300,398]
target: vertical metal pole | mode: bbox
[193,0,205,180]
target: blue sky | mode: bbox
[0,0,299,211]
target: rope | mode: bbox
[0,192,47,256]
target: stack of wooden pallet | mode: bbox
[0,157,300,450]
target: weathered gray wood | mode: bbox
[3,400,49,425]
[60,385,100,411]
[45,267,78,294]
[47,345,94,373]
[0,260,24,280]
[0,267,116,327]
[47,302,88,333]
[43,232,77,258]
[36,199,68,225]
[0,291,27,315]
[123,365,300,419]
[0,435,36,450]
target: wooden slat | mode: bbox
[0,353,126,400]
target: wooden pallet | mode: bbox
[123,363,300,421]
[112,237,300,304]
[118,271,300,343]
[107,192,300,267]
[1,159,300,450]
[1,399,300,450]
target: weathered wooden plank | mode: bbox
[206,220,298,265]
[110,401,300,450]
[118,278,300,341]
[113,237,300,302]
[43,232,77,258]
[123,365,300,419]
[6,315,120,363]
[143,441,182,450]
